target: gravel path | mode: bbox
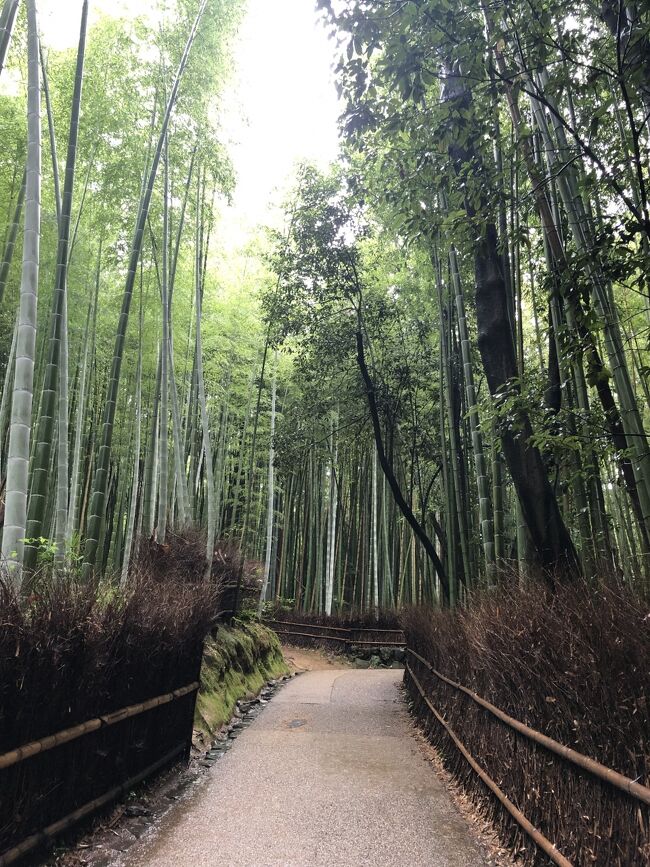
[126,669,487,867]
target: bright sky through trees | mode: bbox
[38,0,341,244]
[221,0,340,239]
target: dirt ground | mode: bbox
[281,643,355,673]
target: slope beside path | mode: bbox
[126,668,487,867]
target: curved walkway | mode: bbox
[127,669,487,867]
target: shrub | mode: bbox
[0,559,217,855]
[402,581,650,866]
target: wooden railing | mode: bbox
[405,648,650,867]
[0,682,198,772]
[265,618,406,648]
[0,681,199,865]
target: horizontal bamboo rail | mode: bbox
[268,619,405,636]
[407,648,650,807]
[405,662,573,867]
[0,682,199,771]
[0,742,186,866]
[271,627,406,648]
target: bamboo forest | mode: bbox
[0,1,649,866]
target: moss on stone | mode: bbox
[194,622,288,744]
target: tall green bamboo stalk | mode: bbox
[0,0,18,79]
[194,168,215,578]
[25,1,88,571]
[1,0,41,579]
[121,293,143,585]
[157,135,170,542]
[0,167,25,307]
[82,1,208,575]
[448,243,495,581]
[258,352,277,614]
[67,244,100,545]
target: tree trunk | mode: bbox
[472,221,580,583]
[355,317,449,600]
[1,0,41,580]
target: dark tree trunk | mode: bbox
[355,322,449,601]
[443,60,580,585]
[473,223,580,584]
[589,345,650,552]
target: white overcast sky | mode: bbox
[37,0,341,245]
[221,0,340,238]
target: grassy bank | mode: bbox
[194,621,288,745]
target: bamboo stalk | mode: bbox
[0,166,25,306]
[1,0,41,578]
[0,0,18,78]
[258,353,277,614]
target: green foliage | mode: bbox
[2,0,650,606]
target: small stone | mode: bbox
[129,820,150,839]
[380,647,393,664]
[94,855,120,867]
[124,804,150,818]
[108,831,137,852]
